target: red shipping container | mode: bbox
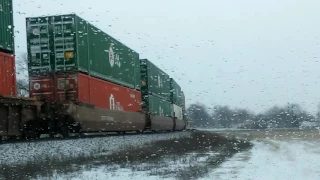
[88,74,142,112]
[0,52,16,96]
[29,74,88,102]
[29,74,55,100]
[30,72,142,112]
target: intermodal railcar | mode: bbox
[0,97,190,140]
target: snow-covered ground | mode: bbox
[50,167,171,180]
[0,132,191,165]
[202,139,320,180]
[48,130,320,180]
[42,152,219,180]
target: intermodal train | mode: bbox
[0,4,194,140]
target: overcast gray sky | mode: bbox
[13,0,320,114]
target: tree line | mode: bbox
[187,103,318,129]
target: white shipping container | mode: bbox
[171,104,183,120]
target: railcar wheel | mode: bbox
[8,136,18,140]
[60,126,69,138]
[23,122,40,140]
[78,133,85,138]
[49,132,55,138]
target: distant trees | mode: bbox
[186,103,212,128]
[186,103,317,129]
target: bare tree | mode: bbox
[16,53,29,97]
[187,103,212,128]
[17,79,29,97]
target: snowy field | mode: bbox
[3,129,318,180]
[48,139,320,180]
[202,139,320,180]
[0,132,191,165]
[45,129,320,180]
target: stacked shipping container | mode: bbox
[140,59,171,101]
[0,0,16,96]
[29,73,142,112]
[26,14,140,90]
[170,78,184,119]
[26,14,186,117]
[140,59,185,120]
[140,59,172,116]
[26,14,142,112]
[0,52,16,96]
[0,0,14,53]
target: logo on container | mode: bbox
[109,94,123,111]
[32,28,40,36]
[34,83,41,90]
[107,44,121,68]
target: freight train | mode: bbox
[0,96,190,139]
[0,5,194,140]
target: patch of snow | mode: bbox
[201,139,320,180]
[50,167,175,180]
[46,151,219,180]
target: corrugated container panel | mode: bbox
[88,74,142,112]
[170,78,183,106]
[87,21,140,89]
[0,0,14,53]
[29,72,142,112]
[171,104,183,120]
[26,16,54,74]
[0,52,16,96]
[26,14,140,89]
[142,95,171,117]
[140,59,171,101]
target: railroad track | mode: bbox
[0,130,194,145]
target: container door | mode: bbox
[56,73,78,101]
[29,75,55,100]
[52,15,76,72]
[172,104,183,120]
[26,17,51,74]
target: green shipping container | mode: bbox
[170,78,183,106]
[142,95,172,117]
[140,59,170,101]
[0,0,14,53]
[26,14,140,89]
